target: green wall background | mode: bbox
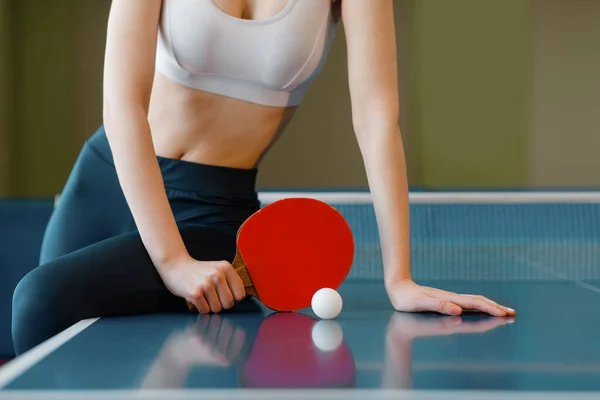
[12,1,79,197]
[0,0,13,194]
[410,0,531,188]
[529,0,600,187]
[0,0,80,197]
[1,0,599,198]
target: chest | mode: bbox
[158,0,336,90]
[211,0,292,21]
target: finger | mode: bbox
[483,296,516,315]
[460,294,503,310]
[463,294,516,315]
[447,294,507,317]
[461,295,511,316]
[210,265,235,310]
[195,297,211,314]
[203,282,223,313]
[191,289,210,314]
[418,295,462,316]
[437,289,515,316]
[222,262,246,302]
[427,287,504,313]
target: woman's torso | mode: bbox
[147,0,339,169]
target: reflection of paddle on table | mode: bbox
[240,313,356,388]
[187,198,355,312]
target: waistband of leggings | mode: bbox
[86,125,259,199]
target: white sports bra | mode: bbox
[155,0,338,107]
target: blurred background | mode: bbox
[0,0,599,198]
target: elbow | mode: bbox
[102,97,147,134]
[102,97,124,131]
[102,99,116,129]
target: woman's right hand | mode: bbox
[158,256,247,313]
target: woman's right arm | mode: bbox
[102,0,245,312]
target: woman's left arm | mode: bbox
[341,0,515,317]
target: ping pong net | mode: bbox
[259,191,600,281]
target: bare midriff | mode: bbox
[147,72,297,169]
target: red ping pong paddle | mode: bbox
[240,313,356,388]
[187,197,354,312]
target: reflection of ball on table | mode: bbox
[311,288,343,319]
[311,320,343,352]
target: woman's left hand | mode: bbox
[386,279,516,317]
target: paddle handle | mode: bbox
[186,249,257,311]
[232,249,258,297]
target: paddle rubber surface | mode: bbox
[237,198,354,311]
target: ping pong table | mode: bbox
[1,191,600,400]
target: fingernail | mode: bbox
[507,308,515,313]
[450,306,461,315]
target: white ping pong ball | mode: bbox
[311,288,343,320]
[311,320,343,352]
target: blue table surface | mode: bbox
[2,278,600,399]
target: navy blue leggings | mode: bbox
[11,126,261,355]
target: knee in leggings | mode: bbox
[12,263,78,355]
